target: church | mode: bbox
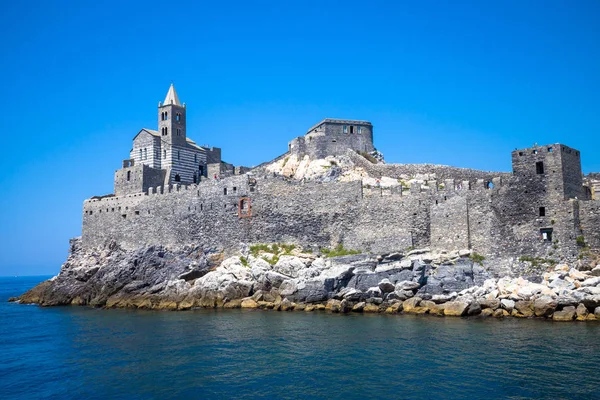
[114,85,224,196]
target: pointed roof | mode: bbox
[163,84,181,106]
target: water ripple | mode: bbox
[2,278,600,400]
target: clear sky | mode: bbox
[1,1,599,276]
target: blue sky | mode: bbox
[1,1,599,275]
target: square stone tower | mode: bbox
[511,144,583,200]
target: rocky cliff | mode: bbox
[13,238,600,322]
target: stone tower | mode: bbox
[158,84,187,148]
[511,144,583,201]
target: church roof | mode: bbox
[186,138,205,151]
[163,84,181,106]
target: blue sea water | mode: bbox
[1,276,600,400]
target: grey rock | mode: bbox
[378,278,395,293]
[500,299,515,311]
[395,280,421,291]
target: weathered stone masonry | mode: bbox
[85,85,600,264]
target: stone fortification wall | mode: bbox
[346,151,511,183]
[580,200,600,250]
[114,164,166,197]
[84,161,596,263]
[84,172,516,259]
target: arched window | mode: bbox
[164,112,168,120]
[165,127,168,135]
[127,171,131,181]
[176,113,180,122]
[139,149,142,159]
[163,150,166,159]
[175,174,181,182]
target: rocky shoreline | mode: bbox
[11,238,600,322]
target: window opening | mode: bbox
[540,228,553,242]
[127,171,131,181]
[536,161,544,174]
[539,207,546,217]
[343,125,348,133]
[163,150,166,159]
[175,174,181,182]
[350,126,354,133]
[548,147,553,153]
[357,126,362,134]
[224,188,228,195]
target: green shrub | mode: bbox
[470,253,485,265]
[518,255,557,268]
[281,156,290,168]
[321,244,361,258]
[240,256,249,267]
[576,236,586,247]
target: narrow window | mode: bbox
[127,171,131,181]
[165,127,168,135]
[139,149,142,159]
[343,125,348,134]
[548,147,553,153]
[177,151,180,160]
[539,207,546,217]
[540,228,553,242]
[194,154,197,163]
[224,188,228,195]
[233,187,237,193]
[176,113,180,122]
[175,174,181,182]
[536,161,544,174]
[193,174,197,184]
[143,148,147,160]
[519,152,524,156]
[350,126,354,133]
[165,112,168,120]
[357,126,362,134]
[163,150,166,159]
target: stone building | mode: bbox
[114,85,225,196]
[288,118,374,159]
[83,86,600,267]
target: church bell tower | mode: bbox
[158,84,186,147]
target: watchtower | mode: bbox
[511,144,583,200]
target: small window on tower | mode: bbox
[178,151,180,160]
[350,126,354,134]
[175,174,180,182]
[357,126,362,134]
[165,127,168,135]
[539,207,546,217]
[127,171,131,181]
[165,112,168,120]
[139,149,142,159]
[143,148,147,160]
[343,125,348,134]
[176,113,181,122]
[536,161,544,174]
[194,154,197,163]
[163,150,166,159]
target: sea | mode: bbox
[1,276,600,400]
